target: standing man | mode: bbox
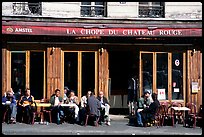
[97,91,111,126]
[127,76,138,116]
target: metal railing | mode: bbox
[138,5,164,18]
[80,6,106,17]
[13,2,42,15]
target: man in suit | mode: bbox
[97,91,111,126]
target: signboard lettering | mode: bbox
[2,25,202,37]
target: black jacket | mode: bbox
[143,99,160,115]
[97,96,110,106]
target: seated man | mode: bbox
[87,92,101,126]
[2,90,17,123]
[97,91,111,126]
[137,93,160,126]
[65,90,80,123]
[50,89,64,125]
[135,90,152,126]
[80,90,92,125]
[18,88,35,124]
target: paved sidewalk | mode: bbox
[2,115,202,135]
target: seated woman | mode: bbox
[80,90,92,125]
[64,90,80,123]
[18,88,35,124]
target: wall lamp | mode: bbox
[147,26,158,30]
[191,49,196,56]
[50,47,55,55]
[99,48,104,55]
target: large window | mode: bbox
[13,2,42,15]
[80,2,106,17]
[139,2,164,18]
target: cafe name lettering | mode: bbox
[66,28,183,36]
[4,25,200,36]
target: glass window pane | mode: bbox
[30,52,44,100]
[81,6,91,16]
[157,53,168,100]
[95,7,104,15]
[152,2,161,6]
[81,2,91,5]
[82,52,95,96]
[11,52,26,94]
[95,2,104,5]
[172,53,183,100]
[64,52,78,96]
[139,2,148,5]
[142,53,153,95]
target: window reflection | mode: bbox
[64,52,78,95]
[142,53,153,94]
[11,52,26,93]
[82,52,95,96]
[157,53,168,100]
[172,53,183,100]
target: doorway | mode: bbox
[30,51,44,100]
[63,51,97,98]
[108,49,139,111]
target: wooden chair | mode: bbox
[84,107,100,127]
[160,102,171,126]
[2,105,10,123]
[153,105,162,128]
[40,99,52,123]
[32,102,43,124]
[170,102,184,126]
[185,103,202,128]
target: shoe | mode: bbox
[138,123,143,127]
[10,117,15,121]
[106,121,111,126]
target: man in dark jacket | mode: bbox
[87,92,101,125]
[50,89,64,124]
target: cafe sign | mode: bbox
[2,25,202,37]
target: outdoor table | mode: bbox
[35,103,52,123]
[171,107,190,126]
[137,109,143,112]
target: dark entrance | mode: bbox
[30,52,44,100]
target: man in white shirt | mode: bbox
[50,89,64,124]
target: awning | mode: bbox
[2,20,202,37]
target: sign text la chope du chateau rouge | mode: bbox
[66,28,183,36]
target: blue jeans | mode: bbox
[9,103,17,119]
[52,106,64,123]
[136,111,143,125]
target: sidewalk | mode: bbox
[2,115,202,135]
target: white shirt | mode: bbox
[81,96,87,108]
[54,96,60,106]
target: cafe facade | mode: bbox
[2,16,202,112]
